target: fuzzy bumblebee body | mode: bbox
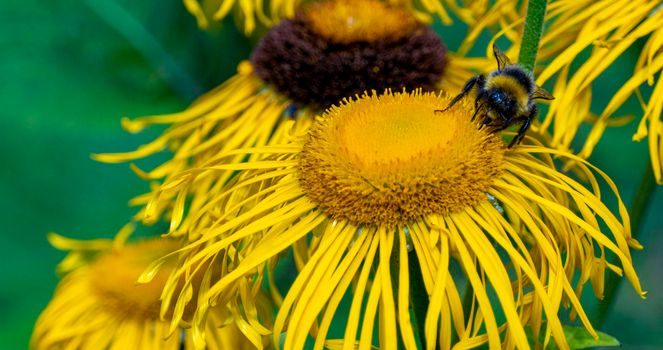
[438,44,554,147]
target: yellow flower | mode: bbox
[493,0,663,183]
[184,0,502,34]
[94,0,484,233]
[145,91,644,350]
[31,229,272,350]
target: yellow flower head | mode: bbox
[145,90,644,350]
[298,92,504,225]
[31,232,272,350]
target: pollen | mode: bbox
[298,91,506,226]
[303,0,418,44]
[88,239,181,319]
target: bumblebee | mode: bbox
[438,44,554,147]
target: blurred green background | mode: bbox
[1,0,660,348]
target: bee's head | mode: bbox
[488,89,509,105]
[486,87,517,115]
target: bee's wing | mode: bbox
[492,43,511,70]
[531,85,555,100]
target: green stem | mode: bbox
[517,0,548,71]
[593,164,656,327]
[83,0,202,101]
[390,236,407,350]
[461,282,474,324]
[450,281,474,345]
[407,249,430,349]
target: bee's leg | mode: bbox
[490,117,511,131]
[478,114,493,130]
[508,107,537,147]
[471,90,487,121]
[472,102,486,122]
[508,118,531,147]
[437,75,485,113]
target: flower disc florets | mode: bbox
[89,239,181,319]
[298,91,506,226]
[251,0,447,108]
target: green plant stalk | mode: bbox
[390,235,411,350]
[593,164,656,327]
[406,249,430,349]
[450,281,474,345]
[84,0,202,101]
[518,0,548,71]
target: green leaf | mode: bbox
[525,326,620,349]
[562,326,620,349]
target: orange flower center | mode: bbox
[298,91,505,226]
